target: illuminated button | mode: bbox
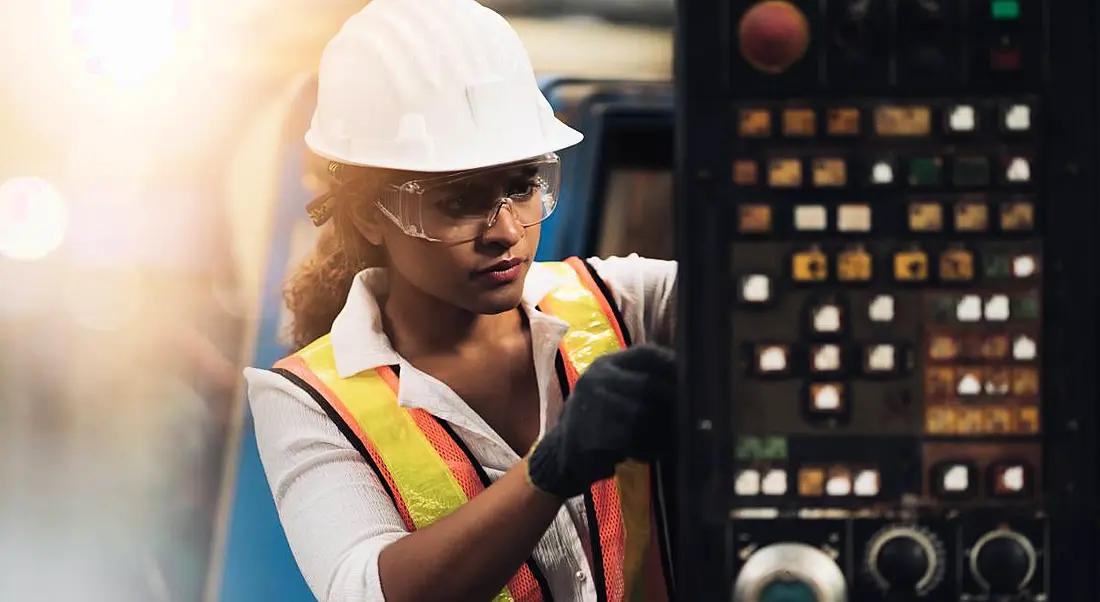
[893,249,929,282]
[792,247,829,282]
[825,467,852,496]
[810,303,844,334]
[1013,335,1037,361]
[809,383,845,412]
[933,462,976,497]
[928,335,959,361]
[812,159,847,187]
[1012,292,1040,320]
[908,157,943,186]
[735,469,762,496]
[954,201,990,232]
[827,107,861,136]
[874,106,932,136]
[939,248,975,282]
[794,205,828,231]
[954,369,981,398]
[985,406,1014,433]
[954,157,991,187]
[926,367,955,398]
[985,368,1011,395]
[837,204,871,232]
[864,344,898,374]
[740,274,772,303]
[1017,407,1040,433]
[1000,201,1035,231]
[991,0,1021,20]
[1003,156,1032,183]
[947,105,977,132]
[738,205,773,233]
[1013,254,1037,278]
[756,344,790,374]
[733,160,760,186]
[983,254,1012,279]
[761,469,788,495]
[925,406,955,434]
[981,335,1010,360]
[1002,103,1032,132]
[958,408,984,434]
[783,108,817,136]
[811,344,842,373]
[768,159,803,187]
[853,469,880,497]
[738,1,810,74]
[837,246,873,282]
[869,160,895,185]
[798,467,825,496]
[1013,367,1040,396]
[738,109,772,137]
[869,295,895,323]
[956,295,982,322]
[908,202,944,232]
[985,294,1011,321]
[991,463,1030,498]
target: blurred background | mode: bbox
[0,1,674,600]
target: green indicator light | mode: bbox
[991,0,1020,20]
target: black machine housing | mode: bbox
[673,1,1100,600]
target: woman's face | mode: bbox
[357,164,545,315]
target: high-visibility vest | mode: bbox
[273,257,673,602]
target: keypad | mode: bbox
[729,98,1042,503]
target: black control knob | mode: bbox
[865,526,944,594]
[970,530,1037,594]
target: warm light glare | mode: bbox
[0,178,70,261]
[74,0,179,84]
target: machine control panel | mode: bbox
[675,0,1099,600]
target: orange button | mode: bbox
[738,1,811,74]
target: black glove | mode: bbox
[527,343,677,499]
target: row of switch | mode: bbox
[766,247,1038,284]
[928,332,1038,362]
[927,366,1039,398]
[926,405,1040,437]
[733,154,1033,189]
[752,343,908,377]
[736,465,882,498]
[736,102,1034,139]
[928,292,1040,323]
[737,200,1037,234]
[931,459,1035,498]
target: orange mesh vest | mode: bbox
[274,257,673,602]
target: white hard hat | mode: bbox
[305,0,583,173]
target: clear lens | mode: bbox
[378,154,560,242]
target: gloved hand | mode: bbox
[527,343,677,499]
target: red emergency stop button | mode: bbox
[738,0,811,74]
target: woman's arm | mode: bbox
[587,254,678,346]
[246,368,563,602]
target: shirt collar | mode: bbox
[329,263,564,379]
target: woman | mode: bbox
[244,1,679,600]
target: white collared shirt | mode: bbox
[244,254,677,602]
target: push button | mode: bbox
[837,204,872,233]
[739,274,774,304]
[792,247,829,283]
[739,109,772,137]
[807,382,847,414]
[806,298,846,338]
[1001,103,1032,132]
[812,158,847,187]
[826,107,861,136]
[733,160,760,186]
[783,108,817,137]
[810,344,843,374]
[837,246,873,282]
[754,344,792,376]
[863,344,904,376]
[738,205,773,233]
[909,203,944,232]
[794,205,827,231]
[989,462,1031,498]
[991,48,1022,72]
[932,461,977,498]
[768,159,803,188]
[1001,156,1032,184]
[946,104,978,133]
[868,159,896,186]
[990,0,1021,20]
[954,201,990,232]
[953,157,991,187]
[893,249,930,282]
[908,157,943,187]
[939,248,976,282]
[1000,201,1035,231]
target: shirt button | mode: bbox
[575,570,587,583]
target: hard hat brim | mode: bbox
[304,120,584,174]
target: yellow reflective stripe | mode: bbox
[294,339,517,602]
[296,340,471,530]
[538,262,623,374]
[616,461,652,602]
[539,260,655,601]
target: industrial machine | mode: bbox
[674,0,1099,600]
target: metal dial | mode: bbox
[864,525,945,594]
[732,543,847,602]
